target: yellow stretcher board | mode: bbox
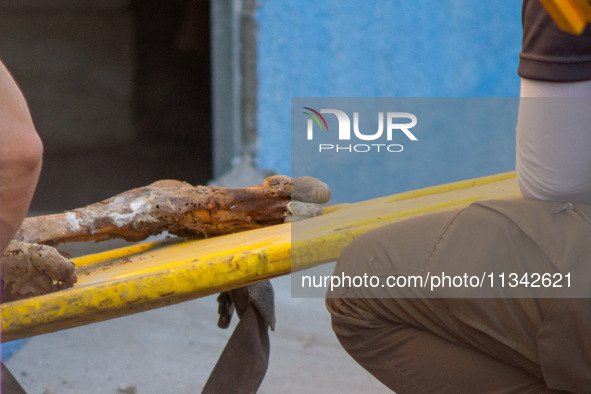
[540,0,591,35]
[1,172,521,343]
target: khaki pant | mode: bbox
[326,199,591,393]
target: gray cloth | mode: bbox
[203,281,275,394]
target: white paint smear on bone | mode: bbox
[64,212,82,232]
[112,196,125,205]
[108,198,153,228]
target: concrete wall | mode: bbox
[256,0,523,196]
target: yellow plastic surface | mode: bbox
[1,172,521,342]
[540,0,591,35]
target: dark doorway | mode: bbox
[132,0,211,162]
[25,0,213,211]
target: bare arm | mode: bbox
[0,59,43,252]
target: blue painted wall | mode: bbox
[256,0,523,198]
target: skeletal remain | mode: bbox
[16,175,330,246]
[1,240,77,302]
[284,201,324,222]
[2,176,330,302]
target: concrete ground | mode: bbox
[5,273,391,394]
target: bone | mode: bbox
[1,240,77,302]
[291,176,331,204]
[16,175,331,246]
[285,201,324,222]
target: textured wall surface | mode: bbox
[257,0,523,198]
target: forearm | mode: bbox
[516,79,591,202]
[0,59,43,252]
